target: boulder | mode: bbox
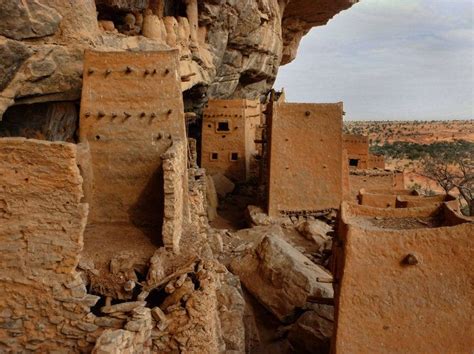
[0,39,32,91]
[297,219,332,249]
[0,0,62,40]
[216,272,246,353]
[212,173,235,198]
[230,236,333,323]
[287,305,333,353]
[245,205,292,227]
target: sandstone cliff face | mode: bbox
[0,0,357,118]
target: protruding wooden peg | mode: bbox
[105,69,112,76]
[150,112,157,118]
[316,277,336,284]
[125,66,133,74]
[164,68,170,75]
[144,69,150,76]
[152,69,157,75]
[140,112,146,117]
[87,68,94,75]
[84,112,91,118]
[98,111,105,118]
[124,112,131,118]
[167,109,173,115]
[111,113,117,119]
[402,254,419,266]
[181,73,196,82]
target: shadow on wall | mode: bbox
[128,165,165,247]
[0,101,79,142]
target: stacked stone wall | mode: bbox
[162,139,188,253]
[0,138,101,352]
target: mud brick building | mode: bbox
[343,134,369,169]
[79,50,188,252]
[201,99,261,182]
[368,152,385,169]
[343,133,385,170]
[267,102,344,217]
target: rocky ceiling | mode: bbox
[0,0,358,118]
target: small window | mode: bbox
[349,159,359,167]
[230,152,239,161]
[210,152,219,161]
[217,121,230,132]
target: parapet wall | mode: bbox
[348,170,395,202]
[333,201,474,353]
[0,138,99,352]
[395,194,456,208]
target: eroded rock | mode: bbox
[0,0,62,40]
[287,305,334,353]
[231,235,334,322]
[212,173,235,199]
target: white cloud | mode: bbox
[275,0,474,120]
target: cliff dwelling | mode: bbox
[0,1,472,353]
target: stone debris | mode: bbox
[151,307,168,331]
[231,235,334,323]
[246,205,293,227]
[297,219,332,241]
[101,301,146,315]
[286,305,334,353]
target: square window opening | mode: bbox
[230,152,239,161]
[217,121,230,132]
[349,159,359,167]
[211,152,219,161]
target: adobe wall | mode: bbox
[0,138,100,352]
[267,102,343,216]
[342,149,351,201]
[244,100,262,180]
[348,170,395,202]
[367,153,385,169]
[201,99,260,182]
[333,202,473,353]
[442,202,474,226]
[343,134,369,169]
[79,50,187,243]
[358,188,416,208]
[395,194,455,208]
[393,170,405,189]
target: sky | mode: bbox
[274,0,474,120]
